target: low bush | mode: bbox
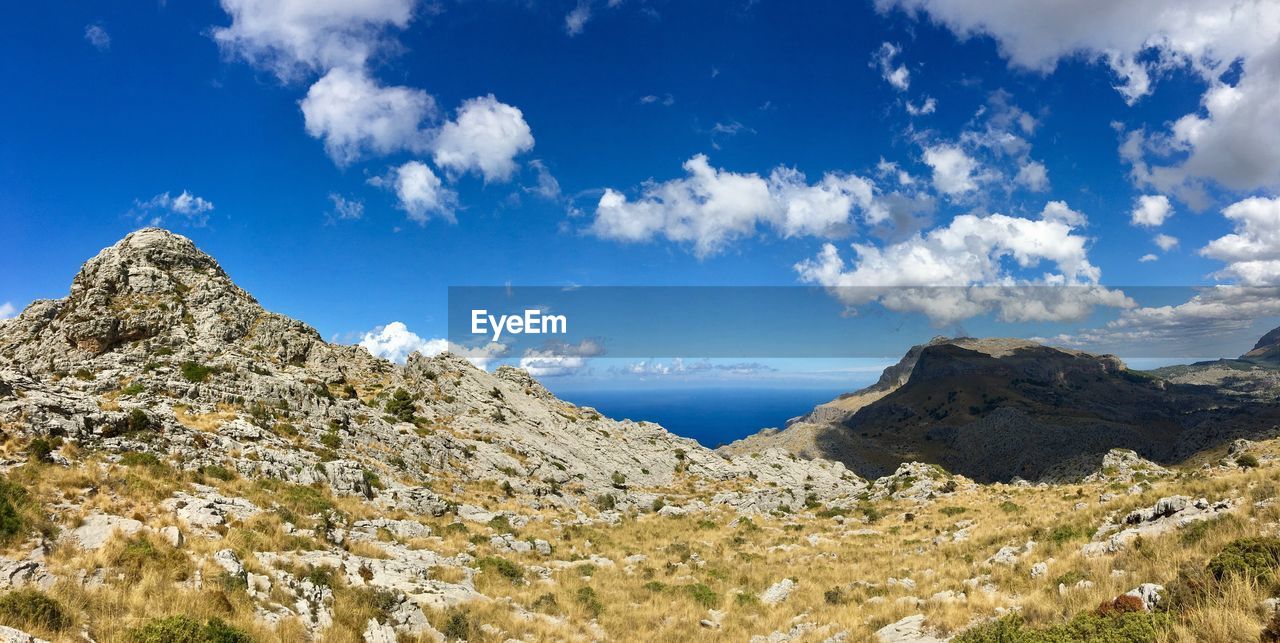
[0,590,70,633]
[476,556,523,582]
[954,611,1169,643]
[127,615,253,643]
[180,361,213,383]
[685,583,718,608]
[1206,537,1280,583]
[575,586,604,617]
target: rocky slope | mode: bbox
[2,229,1280,643]
[722,335,1280,482]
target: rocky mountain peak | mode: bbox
[0,228,305,370]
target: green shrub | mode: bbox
[824,587,846,605]
[1047,523,1090,545]
[110,536,189,582]
[0,477,30,545]
[685,583,718,608]
[127,615,253,643]
[200,465,236,482]
[999,500,1024,513]
[1207,537,1280,582]
[385,389,416,423]
[441,610,470,640]
[531,593,560,614]
[611,471,626,487]
[939,506,966,516]
[0,589,70,633]
[180,362,213,383]
[594,493,616,511]
[954,611,1169,643]
[477,556,524,582]
[121,452,163,468]
[121,382,146,396]
[320,431,341,450]
[575,586,603,617]
[27,438,54,464]
[1237,454,1260,469]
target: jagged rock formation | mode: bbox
[0,229,865,514]
[723,334,1280,482]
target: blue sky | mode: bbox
[3,1,1280,387]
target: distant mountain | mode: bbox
[722,335,1280,482]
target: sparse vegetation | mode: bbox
[0,590,70,634]
[180,361,213,383]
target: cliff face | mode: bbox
[723,335,1280,482]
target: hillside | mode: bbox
[723,336,1280,482]
[1,229,1280,642]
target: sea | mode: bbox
[551,387,852,449]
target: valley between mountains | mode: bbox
[4,229,1280,642]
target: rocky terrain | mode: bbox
[2,229,1280,642]
[724,334,1280,482]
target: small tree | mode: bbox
[385,388,416,423]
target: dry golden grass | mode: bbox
[7,439,1280,641]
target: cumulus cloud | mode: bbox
[1040,200,1087,227]
[1047,286,1280,355]
[377,161,455,223]
[299,66,435,166]
[1139,253,1158,263]
[1016,160,1049,191]
[131,190,216,226]
[794,212,1129,324]
[216,2,537,178]
[922,144,978,196]
[431,95,535,182]
[517,340,604,377]
[213,0,415,81]
[84,24,110,51]
[0,302,16,320]
[872,42,910,91]
[358,321,506,368]
[1201,196,1280,285]
[1154,233,1179,251]
[1130,194,1172,227]
[877,0,1280,193]
[591,154,893,256]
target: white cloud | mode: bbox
[299,66,435,166]
[359,321,448,363]
[383,161,455,223]
[131,190,216,226]
[794,212,1128,324]
[877,0,1280,193]
[565,0,591,36]
[1139,253,1158,262]
[872,42,911,91]
[515,340,603,377]
[431,95,535,183]
[1130,194,1172,227]
[358,321,506,368]
[590,155,884,256]
[213,0,416,81]
[1040,200,1086,227]
[922,144,978,196]
[639,93,675,106]
[84,24,110,51]
[1201,196,1280,285]
[327,193,364,220]
[1016,159,1049,191]
[0,302,16,320]
[1047,285,1280,354]
[905,97,937,115]
[525,159,562,200]
[1154,233,1179,251]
